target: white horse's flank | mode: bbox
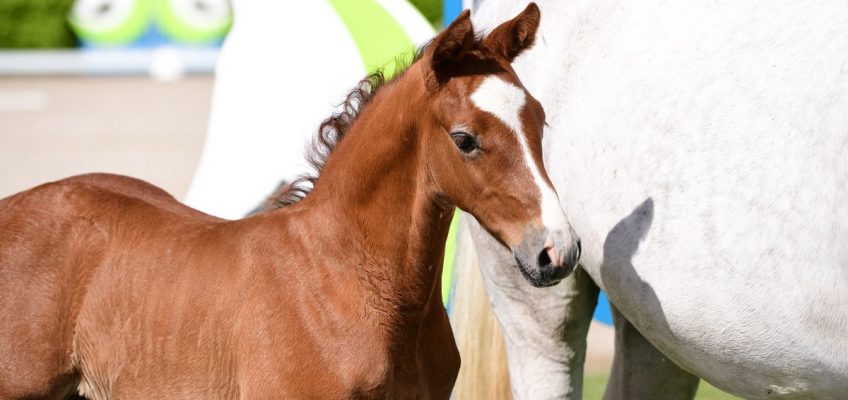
[471,0,848,398]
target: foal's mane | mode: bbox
[279,71,386,205]
[260,48,428,210]
[254,37,498,213]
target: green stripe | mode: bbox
[441,210,460,306]
[326,0,415,76]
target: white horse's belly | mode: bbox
[506,0,848,397]
[565,170,848,397]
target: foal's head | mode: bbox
[422,4,580,286]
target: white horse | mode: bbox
[466,1,848,399]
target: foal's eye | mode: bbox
[450,132,479,154]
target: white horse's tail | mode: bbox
[449,215,512,399]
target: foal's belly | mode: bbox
[72,291,242,398]
[72,280,454,399]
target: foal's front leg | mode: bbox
[418,298,461,400]
[469,219,599,400]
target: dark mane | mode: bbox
[282,71,386,205]
[258,48,428,211]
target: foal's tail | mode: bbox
[449,215,512,399]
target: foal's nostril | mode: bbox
[537,248,552,267]
[576,240,582,260]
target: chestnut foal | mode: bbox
[0,5,580,399]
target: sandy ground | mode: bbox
[0,74,616,373]
[0,75,212,200]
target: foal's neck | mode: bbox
[300,66,451,329]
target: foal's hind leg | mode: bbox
[0,277,81,400]
[0,192,88,399]
[0,321,80,399]
[603,304,699,400]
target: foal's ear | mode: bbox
[429,10,475,86]
[482,3,540,62]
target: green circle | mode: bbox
[68,0,149,45]
[156,0,232,44]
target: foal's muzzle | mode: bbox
[513,227,581,287]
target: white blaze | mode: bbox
[470,76,568,230]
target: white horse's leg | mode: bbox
[450,216,512,400]
[468,219,599,400]
[604,304,698,400]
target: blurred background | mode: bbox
[0,1,735,398]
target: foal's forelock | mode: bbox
[470,76,567,231]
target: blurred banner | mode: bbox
[0,0,231,49]
[0,0,231,77]
[69,0,231,48]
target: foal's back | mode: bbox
[1,174,226,397]
[0,174,344,399]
